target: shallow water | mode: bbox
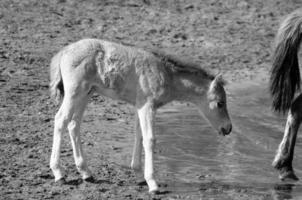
[155,81,302,199]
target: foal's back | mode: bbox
[57,39,172,104]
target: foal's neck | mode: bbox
[172,74,211,102]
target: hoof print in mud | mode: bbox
[137,180,148,186]
[83,176,95,183]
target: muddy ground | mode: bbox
[1,0,302,199]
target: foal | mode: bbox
[270,8,302,181]
[49,39,232,193]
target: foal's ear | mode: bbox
[209,73,226,91]
[213,73,226,86]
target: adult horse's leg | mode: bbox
[131,112,143,172]
[67,93,93,181]
[273,94,302,181]
[50,95,74,182]
[137,101,158,193]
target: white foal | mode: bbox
[49,39,232,193]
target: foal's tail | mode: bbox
[270,9,302,113]
[49,51,64,102]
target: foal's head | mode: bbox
[197,74,232,136]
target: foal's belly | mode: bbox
[94,79,137,105]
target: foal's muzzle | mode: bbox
[219,124,232,136]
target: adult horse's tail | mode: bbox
[49,51,64,102]
[270,9,302,113]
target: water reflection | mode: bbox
[155,81,302,199]
[272,184,294,200]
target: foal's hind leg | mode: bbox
[50,95,75,182]
[67,94,92,181]
[50,82,92,182]
[272,94,302,181]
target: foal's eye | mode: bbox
[217,102,224,108]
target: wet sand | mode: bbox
[1,0,302,199]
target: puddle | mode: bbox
[155,81,302,199]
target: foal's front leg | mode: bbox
[272,96,302,181]
[131,112,143,172]
[137,101,159,193]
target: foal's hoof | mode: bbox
[279,171,299,182]
[83,176,95,183]
[149,188,160,195]
[149,188,170,195]
[148,185,159,194]
[149,190,160,195]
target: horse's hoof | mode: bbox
[83,176,95,183]
[280,171,299,182]
[56,177,66,185]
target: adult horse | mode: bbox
[49,39,232,193]
[270,8,302,181]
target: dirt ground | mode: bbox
[1,0,302,199]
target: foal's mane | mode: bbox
[150,49,215,80]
